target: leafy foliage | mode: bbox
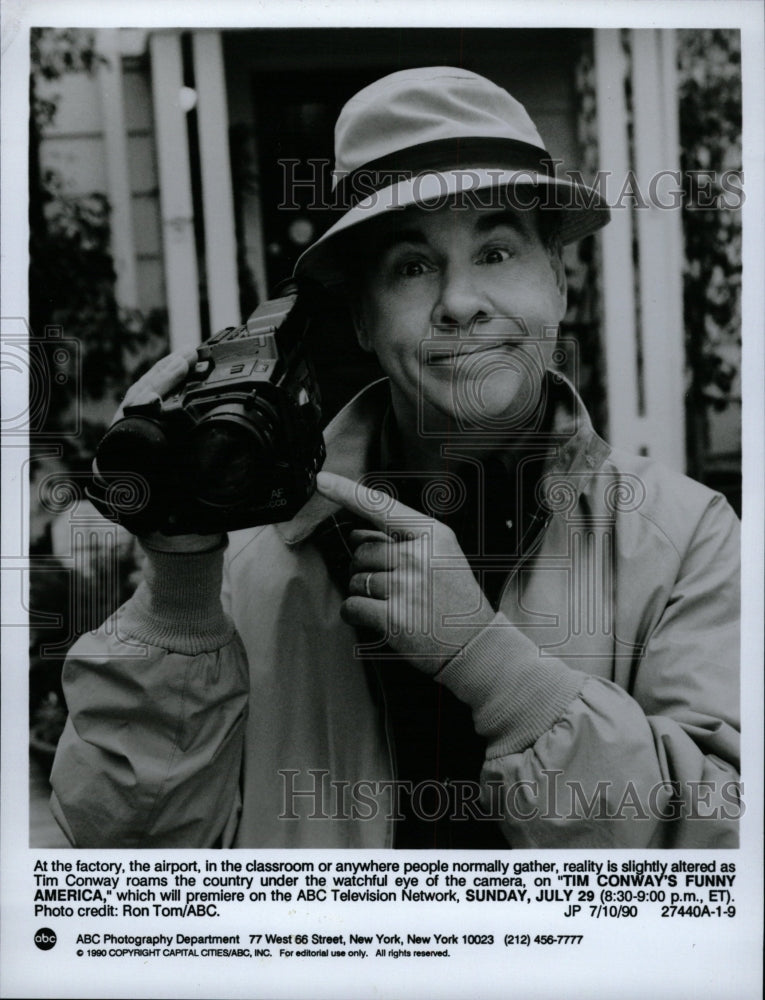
[677,30,741,474]
[29,29,168,474]
[28,30,164,755]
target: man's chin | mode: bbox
[419,391,543,439]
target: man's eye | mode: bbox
[397,259,431,277]
[479,247,513,264]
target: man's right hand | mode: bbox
[114,350,225,553]
[115,349,197,421]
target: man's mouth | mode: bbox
[426,341,520,364]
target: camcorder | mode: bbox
[88,283,326,535]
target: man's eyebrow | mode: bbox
[377,227,429,252]
[474,210,529,235]
[373,211,530,255]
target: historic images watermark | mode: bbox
[278,768,744,824]
[278,160,744,213]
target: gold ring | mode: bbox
[364,572,374,598]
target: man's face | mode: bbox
[354,201,567,436]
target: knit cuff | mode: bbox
[436,612,587,758]
[119,541,234,655]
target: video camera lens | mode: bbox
[97,416,170,476]
[91,416,174,528]
[193,402,279,509]
[89,286,325,534]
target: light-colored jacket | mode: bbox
[50,378,741,848]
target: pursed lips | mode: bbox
[425,340,524,363]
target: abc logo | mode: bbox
[34,927,57,951]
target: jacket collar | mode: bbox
[277,373,609,546]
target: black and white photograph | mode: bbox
[2,1,763,998]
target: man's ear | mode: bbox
[350,297,373,353]
[548,244,568,318]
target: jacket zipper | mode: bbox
[373,510,554,848]
[372,661,398,849]
[494,511,554,611]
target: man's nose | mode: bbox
[430,265,488,330]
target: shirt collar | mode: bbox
[277,373,608,546]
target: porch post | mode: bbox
[192,30,241,332]
[593,30,641,454]
[630,29,686,471]
[149,30,202,351]
[593,29,686,470]
[96,29,138,310]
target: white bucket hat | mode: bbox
[295,66,610,285]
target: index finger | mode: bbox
[316,471,425,533]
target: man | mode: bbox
[50,67,740,848]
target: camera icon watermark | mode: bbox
[0,317,81,438]
[2,457,149,658]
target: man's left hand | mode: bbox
[316,471,495,672]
